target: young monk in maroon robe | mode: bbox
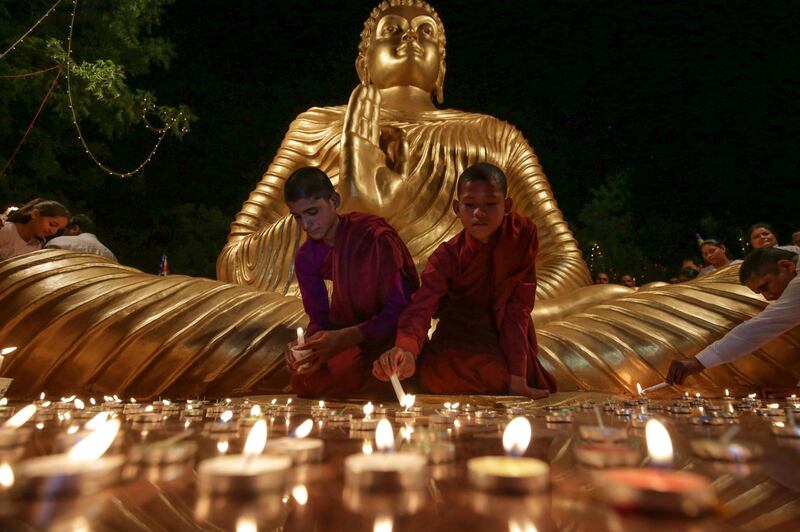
[284,167,419,398]
[373,162,556,399]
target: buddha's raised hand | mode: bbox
[339,84,409,217]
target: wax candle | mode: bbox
[467,417,549,494]
[595,419,716,516]
[351,402,378,431]
[16,417,125,497]
[0,404,36,448]
[291,328,313,371]
[198,419,291,495]
[264,418,324,464]
[395,395,420,421]
[344,419,427,490]
[579,406,627,442]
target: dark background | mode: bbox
[4,1,800,281]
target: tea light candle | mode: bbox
[575,442,641,468]
[579,407,627,442]
[468,417,549,494]
[395,395,419,421]
[389,373,406,405]
[0,404,36,448]
[690,426,762,462]
[351,402,378,431]
[16,417,125,497]
[311,401,330,418]
[545,409,573,423]
[198,419,291,495]
[206,409,238,433]
[263,419,324,464]
[771,408,800,438]
[595,419,716,516]
[239,405,263,428]
[345,419,427,490]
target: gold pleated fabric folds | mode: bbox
[2,251,798,399]
[0,250,304,399]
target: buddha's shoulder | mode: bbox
[292,106,347,123]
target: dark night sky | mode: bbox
[131,0,799,275]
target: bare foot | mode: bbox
[509,376,550,400]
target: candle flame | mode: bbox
[287,398,292,406]
[235,515,257,532]
[318,400,325,408]
[225,398,232,405]
[84,411,110,430]
[508,517,538,532]
[39,392,45,401]
[400,423,414,441]
[293,418,313,439]
[130,398,137,404]
[0,463,13,488]
[452,402,460,409]
[373,516,394,532]
[89,397,96,405]
[41,401,51,407]
[217,440,229,454]
[748,393,757,399]
[0,347,16,356]
[0,398,6,406]
[769,403,780,409]
[62,395,76,403]
[271,398,277,405]
[243,419,267,456]
[401,394,416,410]
[67,425,79,434]
[362,440,373,455]
[444,402,451,409]
[74,398,85,410]
[636,382,643,395]
[375,419,394,452]
[145,405,154,413]
[503,417,532,457]
[292,484,309,505]
[250,405,261,417]
[4,404,36,428]
[363,402,374,417]
[220,410,233,422]
[724,388,730,397]
[645,419,673,466]
[162,400,171,406]
[67,418,120,462]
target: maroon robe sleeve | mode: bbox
[395,245,454,357]
[294,241,330,336]
[357,271,410,343]
[499,261,537,378]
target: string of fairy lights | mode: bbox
[1,0,184,178]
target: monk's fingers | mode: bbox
[379,354,395,378]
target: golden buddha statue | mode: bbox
[0,0,797,399]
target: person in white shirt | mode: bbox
[667,247,800,384]
[697,238,742,277]
[0,198,69,261]
[45,214,117,262]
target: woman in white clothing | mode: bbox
[0,198,69,260]
[698,238,741,276]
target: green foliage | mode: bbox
[0,0,204,275]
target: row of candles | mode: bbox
[0,339,798,523]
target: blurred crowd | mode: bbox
[1,198,116,263]
[593,223,800,288]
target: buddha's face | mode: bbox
[365,6,441,93]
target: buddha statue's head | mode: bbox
[357,0,447,104]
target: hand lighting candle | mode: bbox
[596,419,716,516]
[389,373,406,404]
[198,419,291,496]
[344,419,427,490]
[468,417,549,494]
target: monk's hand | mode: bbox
[373,347,415,382]
[666,358,705,385]
[294,327,363,375]
[340,83,408,217]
